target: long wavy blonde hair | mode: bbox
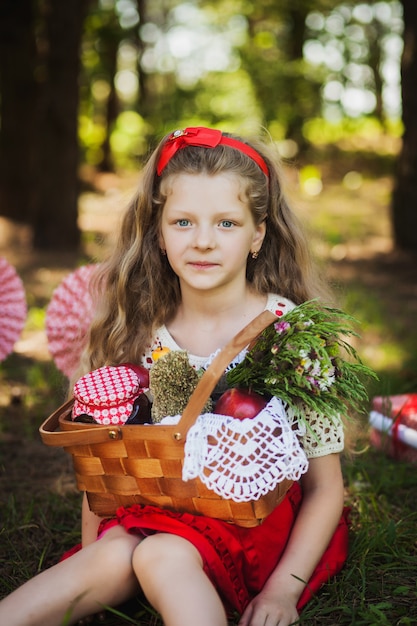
[76,130,330,380]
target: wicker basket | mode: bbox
[39,310,293,527]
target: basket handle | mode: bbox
[172,309,277,441]
[39,399,123,446]
[39,309,277,446]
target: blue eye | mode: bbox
[177,219,191,227]
[220,220,234,228]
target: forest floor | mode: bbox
[1,149,417,624]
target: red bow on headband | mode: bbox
[156,127,269,177]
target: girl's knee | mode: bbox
[89,527,140,574]
[132,534,226,625]
[132,533,202,575]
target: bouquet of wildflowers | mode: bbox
[226,300,377,423]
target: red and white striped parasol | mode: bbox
[46,264,99,377]
[0,257,27,362]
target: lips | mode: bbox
[188,261,218,268]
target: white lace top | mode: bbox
[141,293,344,460]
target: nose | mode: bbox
[192,223,216,249]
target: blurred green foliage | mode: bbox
[76,0,403,169]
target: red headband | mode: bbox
[156,127,269,177]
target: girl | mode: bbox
[0,127,349,626]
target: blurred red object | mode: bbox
[369,393,417,463]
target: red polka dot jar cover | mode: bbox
[72,364,150,425]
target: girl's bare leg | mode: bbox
[132,533,228,626]
[0,526,141,626]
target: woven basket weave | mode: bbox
[39,310,293,527]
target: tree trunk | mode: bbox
[33,0,86,250]
[0,0,88,251]
[136,0,151,117]
[0,0,39,223]
[96,15,120,173]
[391,0,417,251]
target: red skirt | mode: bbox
[97,482,350,614]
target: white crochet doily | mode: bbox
[180,396,309,502]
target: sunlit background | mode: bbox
[80,0,403,167]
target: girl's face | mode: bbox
[159,173,266,298]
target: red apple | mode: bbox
[214,388,267,420]
[125,363,150,388]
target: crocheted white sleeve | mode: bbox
[286,406,345,458]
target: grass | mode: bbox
[1,149,417,623]
[2,419,417,624]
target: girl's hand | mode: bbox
[238,590,299,626]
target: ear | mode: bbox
[252,219,266,250]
